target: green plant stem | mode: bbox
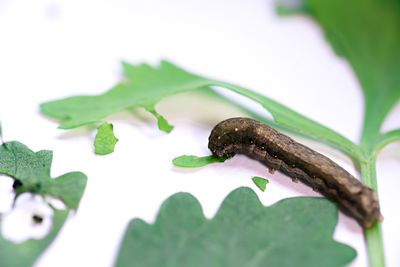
[360,156,385,267]
[212,81,362,162]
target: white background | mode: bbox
[0,0,399,266]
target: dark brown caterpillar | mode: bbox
[208,117,382,228]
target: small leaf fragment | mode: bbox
[116,187,356,267]
[172,155,227,168]
[252,176,269,191]
[94,122,119,155]
[145,107,174,133]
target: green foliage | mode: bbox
[94,122,119,155]
[277,0,400,155]
[116,187,356,267]
[276,1,400,265]
[41,60,360,160]
[0,210,68,267]
[172,155,227,168]
[0,141,87,210]
[39,1,400,265]
[40,61,210,130]
[252,176,269,192]
[0,138,87,266]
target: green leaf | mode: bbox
[0,209,68,267]
[0,141,87,210]
[291,0,400,153]
[172,155,227,168]
[41,60,359,159]
[252,176,269,192]
[94,122,119,155]
[278,1,400,265]
[116,187,356,267]
[40,61,210,130]
[0,121,3,142]
[0,138,87,266]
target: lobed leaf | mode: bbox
[41,60,359,159]
[40,61,210,130]
[116,187,356,267]
[0,139,87,266]
[0,141,87,210]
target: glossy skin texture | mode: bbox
[208,118,382,228]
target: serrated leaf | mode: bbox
[172,155,227,168]
[0,141,87,210]
[116,187,356,267]
[40,61,210,130]
[0,209,68,267]
[41,60,359,159]
[94,122,119,155]
[252,176,269,192]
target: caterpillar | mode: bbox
[208,117,382,228]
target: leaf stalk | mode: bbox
[360,157,385,267]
